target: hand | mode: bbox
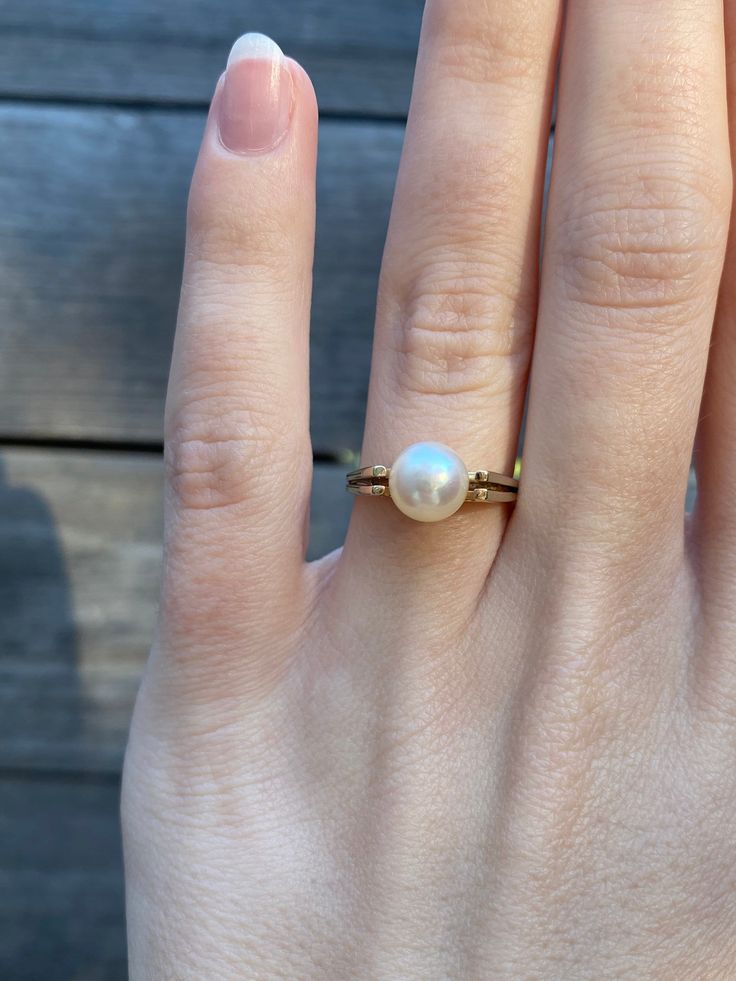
[122,3,736,977]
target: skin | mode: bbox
[122,1,736,976]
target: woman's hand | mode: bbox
[122,3,736,977]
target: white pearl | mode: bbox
[389,442,469,522]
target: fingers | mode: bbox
[516,0,731,562]
[160,35,318,670]
[690,0,736,655]
[344,0,562,584]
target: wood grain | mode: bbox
[0,104,402,454]
[0,447,352,775]
[1,0,422,116]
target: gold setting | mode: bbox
[346,463,519,504]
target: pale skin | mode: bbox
[122,0,736,976]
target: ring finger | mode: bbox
[342,0,562,591]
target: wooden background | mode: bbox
[0,3,423,977]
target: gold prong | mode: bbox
[347,456,518,509]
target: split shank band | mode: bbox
[345,441,518,523]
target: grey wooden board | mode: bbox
[0,447,352,775]
[1,0,422,117]
[0,104,402,454]
[0,776,126,981]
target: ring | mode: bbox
[346,441,519,522]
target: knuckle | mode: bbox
[436,35,542,89]
[187,164,288,250]
[166,437,250,514]
[390,260,532,400]
[165,400,295,514]
[427,0,551,87]
[184,221,288,287]
[557,164,730,316]
[616,49,710,136]
[166,431,260,515]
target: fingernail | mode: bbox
[218,33,293,154]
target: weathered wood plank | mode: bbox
[0,447,352,775]
[0,104,401,453]
[0,776,126,981]
[1,0,422,116]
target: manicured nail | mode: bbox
[218,33,293,154]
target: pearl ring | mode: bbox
[346,441,519,522]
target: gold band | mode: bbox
[346,464,519,503]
